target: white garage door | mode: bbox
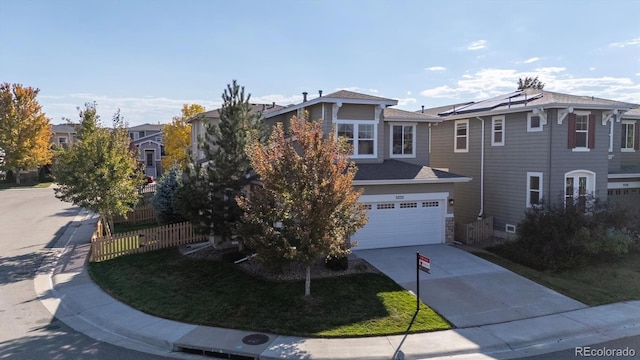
[351,198,445,250]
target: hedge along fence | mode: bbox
[113,205,157,225]
[90,219,207,262]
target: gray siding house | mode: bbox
[129,124,164,178]
[261,90,471,249]
[426,89,638,239]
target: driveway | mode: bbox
[354,245,586,328]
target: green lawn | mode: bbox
[88,248,452,337]
[474,251,640,306]
[0,181,52,189]
[113,222,157,234]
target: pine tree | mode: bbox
[0,83,53,184]
[152,165,185,225]
[517,76,545,90]
[177,81,264,244]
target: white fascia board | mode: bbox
[263,98,398,119]
[440,104,635,121]
[384,117,442,123]
[608,173,640,179]
[359,192,450,202]
[608,181,640,189]
[353,177,472,186]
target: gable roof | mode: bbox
[431,89,638,119]
[623,108,640,119]
[383,108,441,122]
[129,123,164,132]
[188,103,285,123]
[52,124,78,134]
[353,159,471,184]
[263,90,399,119]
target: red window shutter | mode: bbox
[588,114,596,149]
[567,113,576,148]
[635,122,640,150]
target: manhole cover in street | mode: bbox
[242,334,269,345]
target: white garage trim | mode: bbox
[359,192,450,203]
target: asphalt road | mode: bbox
[0,187,168,360]
[521,335,640,360]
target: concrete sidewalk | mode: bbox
[34,211,640,359]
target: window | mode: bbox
[58,137,67,147]
[526,172,543,208]
[621,121,636,151]
[565,170,596,211]
[399,202,417,208]
[454,120,469,152]
[505,224,516,233]
[376,203,395,210]
[139,131,145,138]
[575,115,588,148]
[492,116,504,146]
[568,112,595,150]
[336,121,376,158]
[145,150,154,167]
[422,201,439,207]
[390,124,416,157]
[527,112,545,132]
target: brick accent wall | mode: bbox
[446,217,455,243]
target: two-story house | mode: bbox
[260,90,471,249]
[51,124,78,148]
[425,88,638,239]
[128,123,164,178]
[608,107,640,210]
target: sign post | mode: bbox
[416,252,430,312]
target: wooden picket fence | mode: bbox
[456,216,494,246]
[90,219,207,262]
[113,205,156,225]
[139,183,157,194]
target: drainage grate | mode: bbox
[242,334,270,345]
[177,347,255,360]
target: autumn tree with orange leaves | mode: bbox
[238,115,368,297]
[161,103,204,170]
[0,83,53,184]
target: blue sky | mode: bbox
[2,0,639,126]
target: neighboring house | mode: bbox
[128,123,163,141]
[131,131,165,178]
[261,90,471,249]
[188,103,284,162]
[424,88,639,239]
[51,124,78,148]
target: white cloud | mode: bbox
[589,67,596,71]
[394,97,417,107]
[636,73,640,76]
[523,57,539,64]
[609,37,640,48]
[467,40,487,51]
[426,66,447,71]
[419,67,640,104]
[407,90,412,96]
[369,88,379,94]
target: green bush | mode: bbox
[496,199,633,271]
[325,255,349,271]
[152,165,186,225]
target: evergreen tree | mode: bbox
[152,164,185,225]
[517,76,545,90]
[177,81,264,244]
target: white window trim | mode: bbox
[564,170,596,207]
[505,224,516,234]
[389,122,417,158]
[526,172,543,208]
[454,119,469,153]
[58,137,67,145]
[621,120,636,152]
[527,112,546,132]
[608,119,614,153]
[491,116,505,146]
[335,119,378,159]
[572,110,591,151]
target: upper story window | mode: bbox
[491,116,504,146]
[567,111,595,151]
[527,112,546,132]
[336,121,376,158]
[390,124,416,158]
[621,121,638,152]
[454,119,469,153]
[58,137,67,148]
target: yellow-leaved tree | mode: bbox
[0,83,53,184]
[161,103,204,170]
[238,115,368,297]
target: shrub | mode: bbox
[500,199,634,271]
[325,255,349,271]
[152,165,186,225]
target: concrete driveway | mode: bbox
[354,245,586,328]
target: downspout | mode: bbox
[475,117,485,219]
[548,111,553,205]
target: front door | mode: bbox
[145,150,155,177]
[565,170,595,210]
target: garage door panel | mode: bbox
[352,199,444,250]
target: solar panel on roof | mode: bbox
[438,91,543,115]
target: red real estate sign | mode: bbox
[418,254,430,274]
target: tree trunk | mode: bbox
[305,265,311,297]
